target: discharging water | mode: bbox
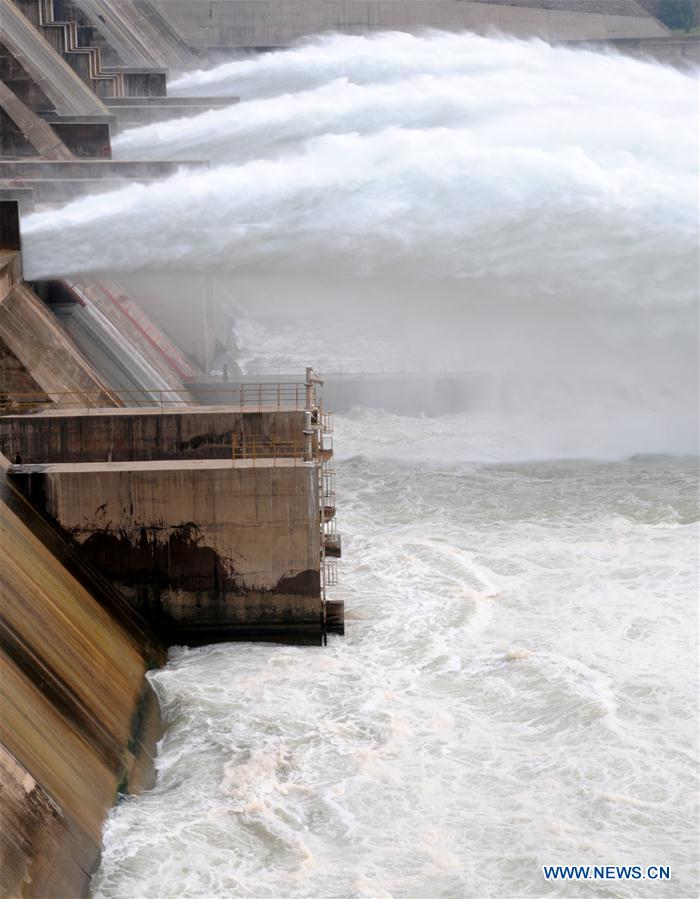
[24,30,696,898]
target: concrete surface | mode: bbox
[75,0,197,69]
[11,459,325,643]
[0,0,110,115]
[0,80,75,160]
[0,281,119,408]
[0,464,164,898]
[152,0,668,51]
[0,405,306,462]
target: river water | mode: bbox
[90,426,698,898]
[20,30,699,899]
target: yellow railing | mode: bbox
[231,437,311,467]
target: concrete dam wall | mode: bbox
[12,458,323,644]
[1,402,331,643]
[0,406,307,463]
[0,459,165,898]
[151,0,668,51]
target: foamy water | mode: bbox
[67,31,700,897]
[91,432,699,898]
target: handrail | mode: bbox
[0,382,312,414]
[323,560,338,588]
[231,437,305,458]
[230,436,323,468]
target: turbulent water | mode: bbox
[31,29,696,898]
[91,434,698,898]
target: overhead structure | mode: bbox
[0,0,110,115]
[0,80,74,160]
[74,0,196,69]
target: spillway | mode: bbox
[27,31,692,898]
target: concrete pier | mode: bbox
[2,392,338,645]
[11,457,324,644]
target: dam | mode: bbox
[1,1,698,897]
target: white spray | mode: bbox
[21,32,699,455]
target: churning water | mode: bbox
[25,30,697,898]
[92,442,697,898]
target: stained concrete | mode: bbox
[0,406,306,462]
[11,458,324,644]
[0,463,165,898]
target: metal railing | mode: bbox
[323,559,338,588]
[323,517,342,558]
[231,437,313,466]
[0,388,121,412]
[321,468,336,509]
[323,517,339,539]
[0,382,312,414]
[232,381,314,411]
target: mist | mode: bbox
[19,31,699,457]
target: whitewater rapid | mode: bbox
[63,31,700,897]
[91,430,698,898]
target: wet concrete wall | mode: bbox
[0,407,306,463]
[0,464,165,897]
[12,459,324,644]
